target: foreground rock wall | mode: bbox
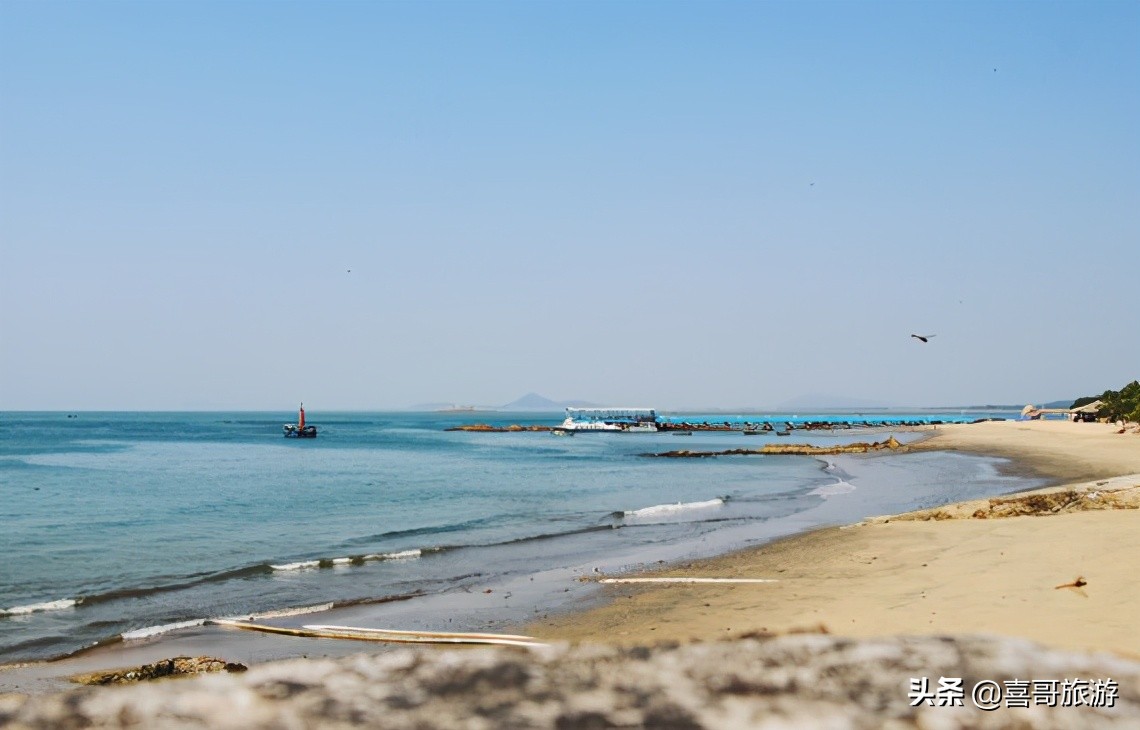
[3,635,1138,729]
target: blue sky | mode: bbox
[2,0,1137,410]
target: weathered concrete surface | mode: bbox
[2,634,1138,728]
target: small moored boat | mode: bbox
[284,403,317,438]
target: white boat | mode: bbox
[559,407,659,433]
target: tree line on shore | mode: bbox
[1072,379,1140,422]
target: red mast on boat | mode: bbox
[284,401,317,437]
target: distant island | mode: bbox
[410,393,1087,414]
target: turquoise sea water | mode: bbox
[0,409,1031,663]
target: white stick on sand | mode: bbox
[598,578,778,584]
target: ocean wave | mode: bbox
[490,524,616,547]
[810,480,856,497]
[271,548,424,572]
[0,598,80,616]
[74,565,274,608]
[121,619,206,641]
[620,498,725,519]
[50,592,426,661]
[343,516,502,547]
[247,602,335,619]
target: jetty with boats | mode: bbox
[445,406,996,434]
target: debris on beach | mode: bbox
[1054,576,1088,590]
[71,656,247,686]
[974,488,1134,520]
[867,477,1140,522]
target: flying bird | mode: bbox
[911,334,936,343]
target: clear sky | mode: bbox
[1,0,1137,411]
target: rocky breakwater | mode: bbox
[445,424,553,432]
[643,436,903,458]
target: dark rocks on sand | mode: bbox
[70,656,247,686]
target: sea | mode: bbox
[0,409,1038,666]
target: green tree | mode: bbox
[1097,380,1140,422]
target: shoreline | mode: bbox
[527,420,1140,657]
[4,419,1137,696]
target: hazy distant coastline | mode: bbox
[404,392,1077,414]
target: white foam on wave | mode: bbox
[271,549,423,572]
[248,602,335,620]
[1,598,79,616]
[271,560,322,571]
[121,619,205,641]
[624,498,724,518]
[363,549,421,561]
[811,480,856,498]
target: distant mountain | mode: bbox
[1042,399,1075,409]
[499,393,598,411]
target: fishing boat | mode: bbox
[283,403,317,438]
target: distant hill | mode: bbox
[499,393,598,411]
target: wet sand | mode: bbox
[530,420,1140,657]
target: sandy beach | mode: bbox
[530,420,1140,657]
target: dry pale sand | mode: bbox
[530,420,1140,657]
